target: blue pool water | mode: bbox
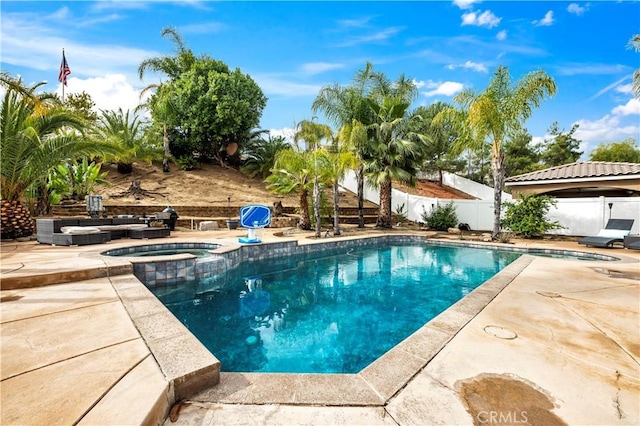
[152,243,520,374]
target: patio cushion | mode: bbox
[60,226,102,234]
[596,229,629,239]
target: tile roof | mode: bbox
[505,162,640,183]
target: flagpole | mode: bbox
[61,48,65,102]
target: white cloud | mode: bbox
[334,27,403,47]
[337,16,373,28]
[461,10,501,29]
[452,0,481,10]
[268,127,295,143]
[254,75,322,97]
[421,81,464,97]
[572,99,640,149]
[611,98,640,116]
[533,11,554,27]
[1,12,158,81]
[615,83,634,94]
[447,61,488,73]
[180,22,228,34]
[567,3,587,16]
[299,62,345,75]
[496,30,507,41]
[60,74,144,114]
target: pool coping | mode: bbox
[109,236,542,407]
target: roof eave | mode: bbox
[505,174,640,186]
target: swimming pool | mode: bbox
[151,243,520,373]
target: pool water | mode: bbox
[152,244,520,374]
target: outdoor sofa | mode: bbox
[577,219,635,248]
[36,217,169,246]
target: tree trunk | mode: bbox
[1,200,34,239]
[376,178,393,229]
[438,170,443,186]
[357,166,365,228]
[298,189,311,230]
[34,183,51,216]
[313,175,321,238]
[163,123,170,173]
[491,150,506,240]
[333,180,341,235]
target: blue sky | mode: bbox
[2,0,639,158]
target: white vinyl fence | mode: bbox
[341,171,640,236]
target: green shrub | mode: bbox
[421,202,458,231]
[501,194,563,238]
[394,203,408,225]
[176,155,198,171]
[47,158,109,203]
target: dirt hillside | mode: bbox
[94,162,472,208]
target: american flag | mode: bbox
[58,50,71,86]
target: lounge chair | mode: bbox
[578,219,635,248]
[626,240,640,251]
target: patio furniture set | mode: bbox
[36,216,170,246]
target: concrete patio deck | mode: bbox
[1,228,638,425]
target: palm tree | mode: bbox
[359,69,420,229]
[242,133,290,178]
[450,65,556,239]
[312,63,378,228]
[138,27,196,172]
[628,34,640,99]
[364,96,423,228]
[317,147,357,236]
[410,102,464,186]
[138,82,177,172]
[138,27,196,81]
[1,76,117,239]
[92,108,159,173]
[293,120,333,237]
[265,148,313,230]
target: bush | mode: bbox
[176,155,198,171]
[501,194,563,238]
[421,202,458,231]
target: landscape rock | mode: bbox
[199,221,219,231]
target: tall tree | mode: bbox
[293,120,333,237]
[589,138,640,162]
[449,65,557,239]
[138,82,177,172]
[504,130,542,177]
[364,95,423,228]
[172,57,267,165]
[138,27,196,172]
[410,102,464,185]
[312,65,377,228]
[539,122,582,167]
[0,74,117,238]
[138,27,196,81]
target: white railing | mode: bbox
[341,170,640,236]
